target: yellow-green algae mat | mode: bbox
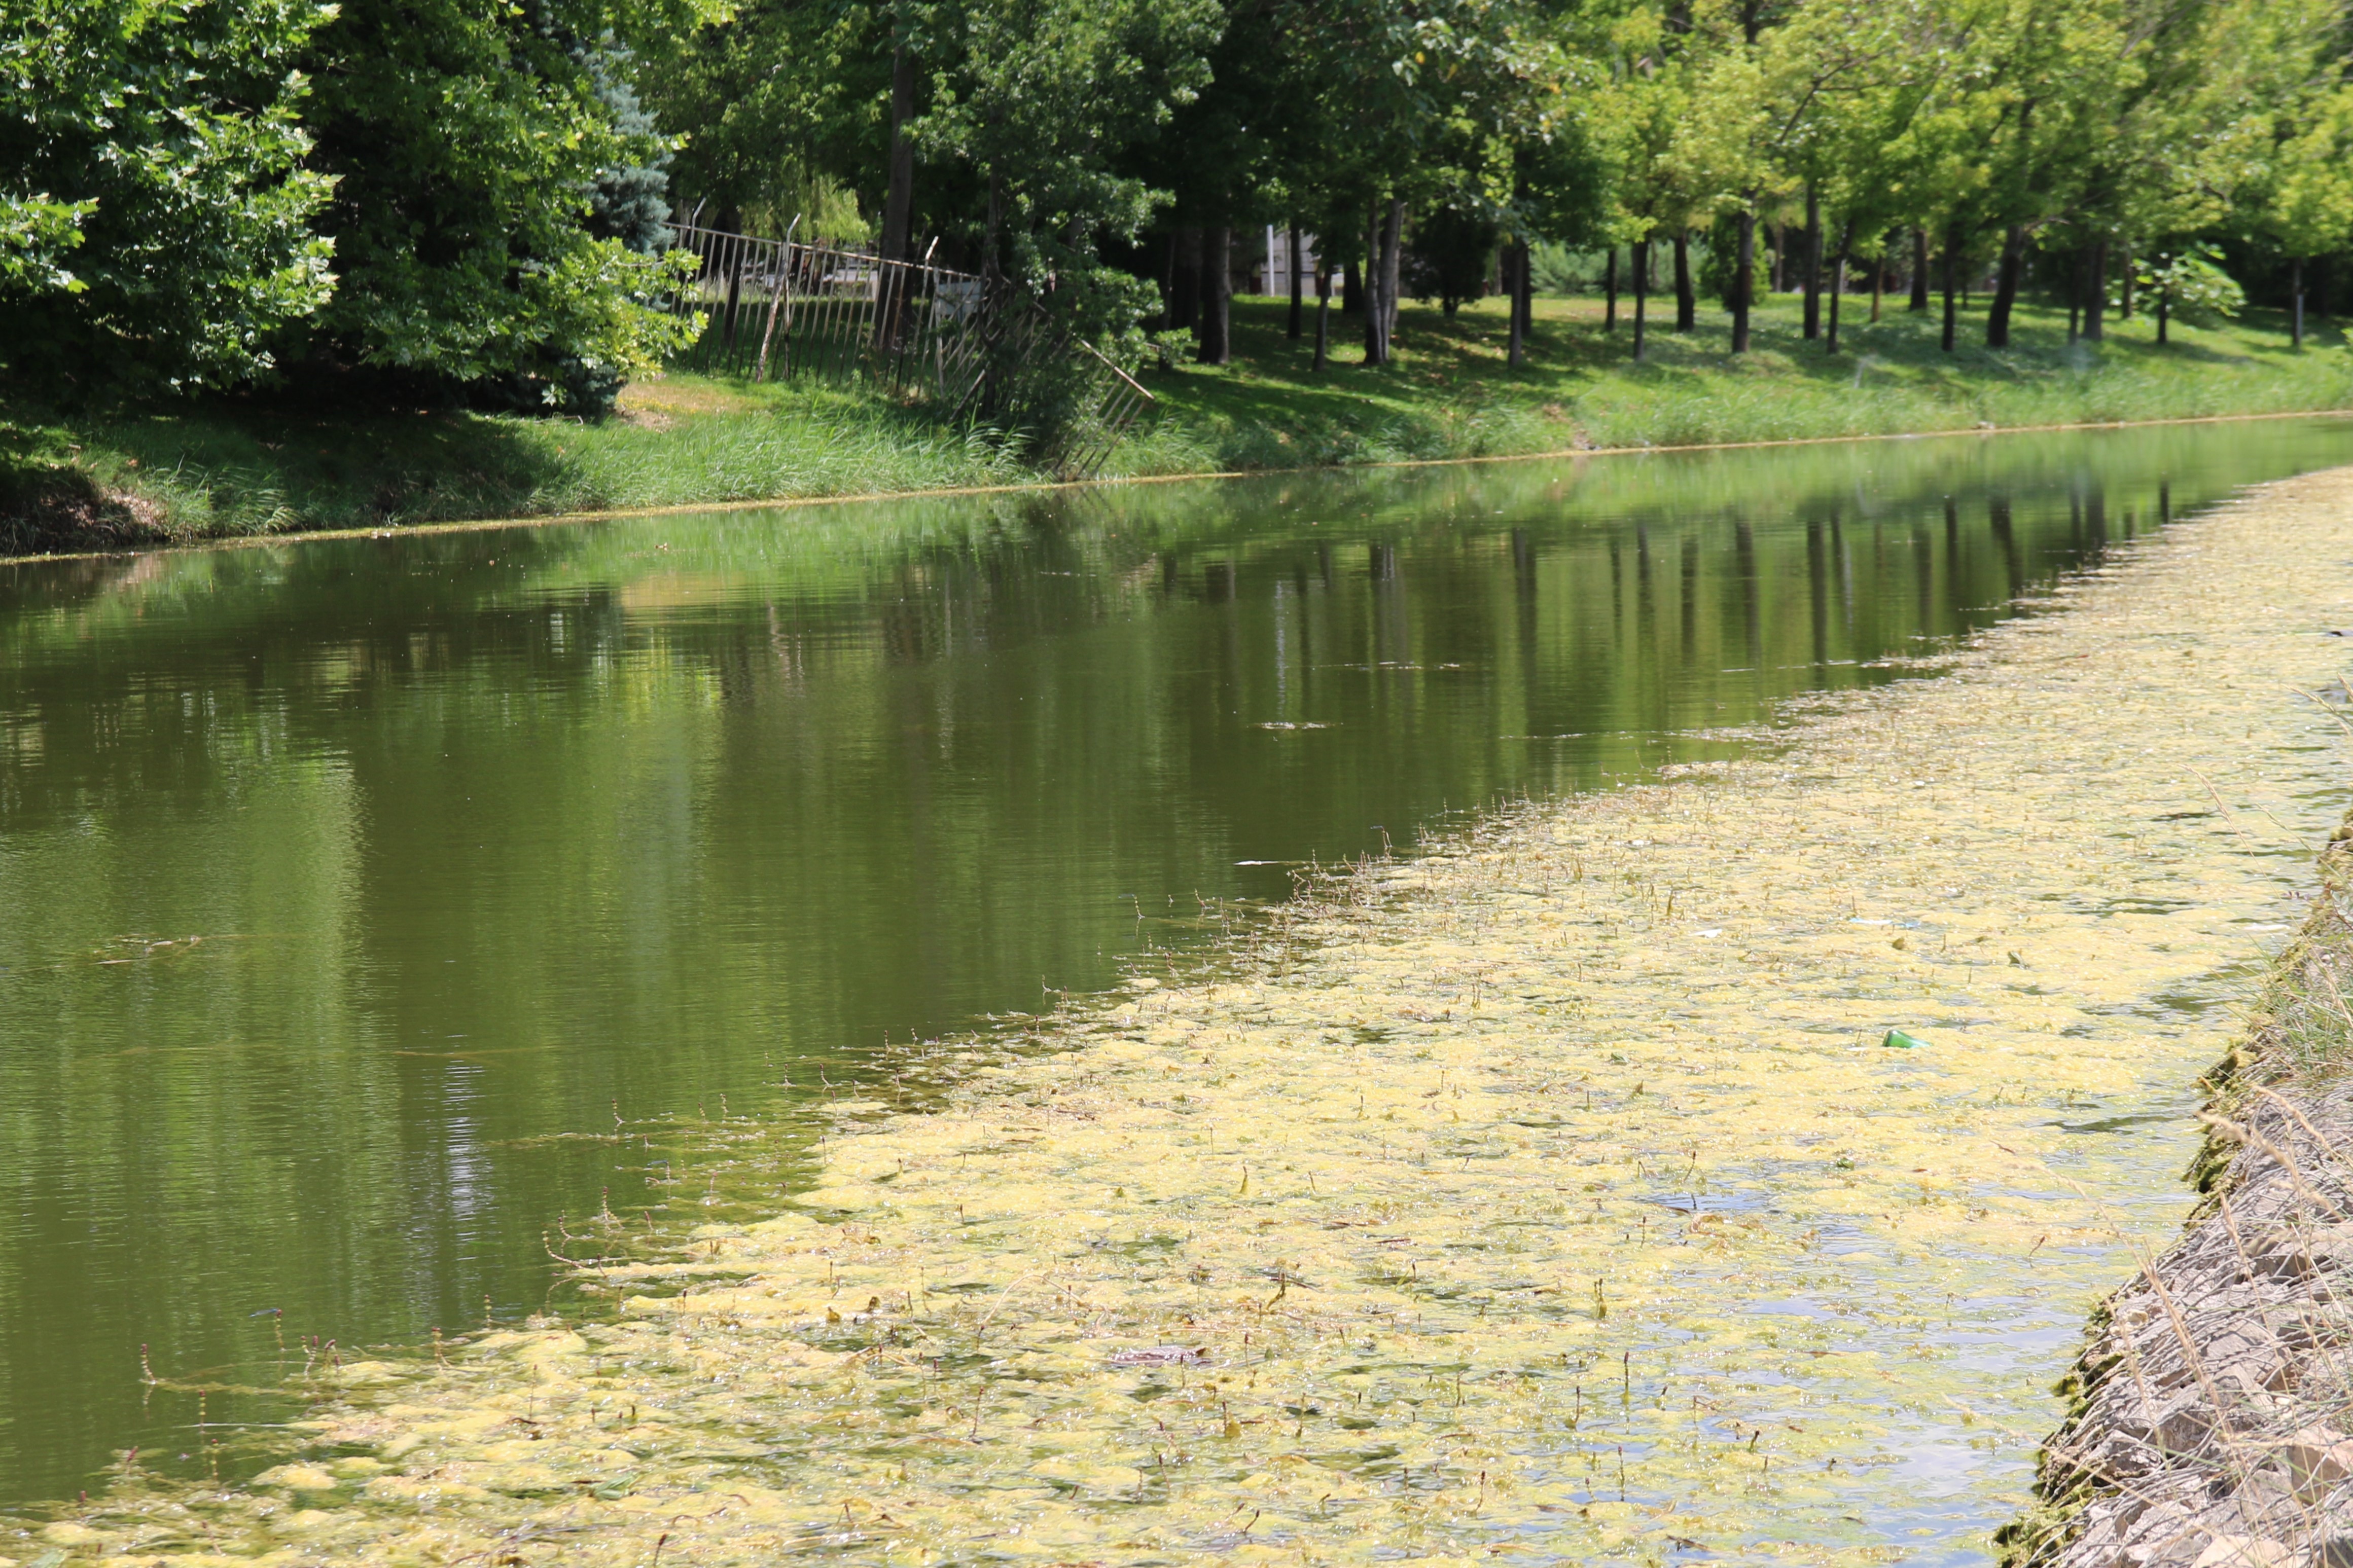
[22,469,2353,1567]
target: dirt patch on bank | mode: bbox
[2004,830,2353,1568]
[0,464,169,555]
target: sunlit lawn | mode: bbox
[1118,290,2353,472]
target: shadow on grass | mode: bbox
[1137,293,2341,470]
[1,391,584,552]
[97,404,578,532]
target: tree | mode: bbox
[1406,204,1502,314]
[2228,0,2353,348]
[1782,3,1954,352]
[583,44,678,255]
[917,0,1220,329]
[1664,0,1809,353]
[2259,88,2353,346]
[649,0,897,235]
[1600,6,1701,360]
[287,0,711,408]
[0,0,335,390]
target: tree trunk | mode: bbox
[1770,222,1787,294]
[1986,224,2025,349]
[1507,241,1525,368]
[2293,256,2306,348]
[1516,237,1534,351]
[1197,225,1231,364]
[2118,245,2133,320]
[1313,259,1331,371]
[1632,237,1650,361]
[1940,224,1958,353]
[717,205,745,355]
[1157,230,1177,328]
[2083,241,2106,343]
[874,43,917,348]
[1604,248,1618,331]
[2066,246,2080,341]
[981,174,1006,286]
[1909,228,1931,312]
[1362,204,1381,363]
[1287,224,1304,340]
[1379,197,1405,348]
[2157,286,2169,347]
[1870,250,1883,322]
[1674,231,1694,331]
[1801,185,1822,340]
[1732,207,1755,353]
[1341,260,1361,316]
[1825,220,1853,353]
[1171,227,1201,334]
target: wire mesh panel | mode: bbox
[660,221,1153,479]
[663,223,984,392]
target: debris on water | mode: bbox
[1107,1345,1209,1366]
[1882,1029,1928,1049]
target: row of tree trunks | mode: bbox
[1152,226,1232,361]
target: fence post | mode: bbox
[754,218,799,383]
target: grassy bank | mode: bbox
[1132,293,2353,470]
[4,290,2348,554]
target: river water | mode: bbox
[2,419,2348,1508]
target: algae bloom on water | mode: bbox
[17,467,2353,1567]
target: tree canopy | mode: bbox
[5,0,2352,405]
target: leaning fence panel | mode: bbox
[660,221,1154,479]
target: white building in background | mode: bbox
[1254,227,1320,295]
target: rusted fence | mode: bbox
[660,222,1152,477]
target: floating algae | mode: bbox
[15,469,2353,1566]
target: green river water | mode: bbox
[2,419,2349,1511]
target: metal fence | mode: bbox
[660,222,1152,477]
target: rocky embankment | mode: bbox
[2003,828,2353,1568]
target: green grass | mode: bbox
[4,288,2348,555]
[0,376,1024,555]
[1117,291,2353,473]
